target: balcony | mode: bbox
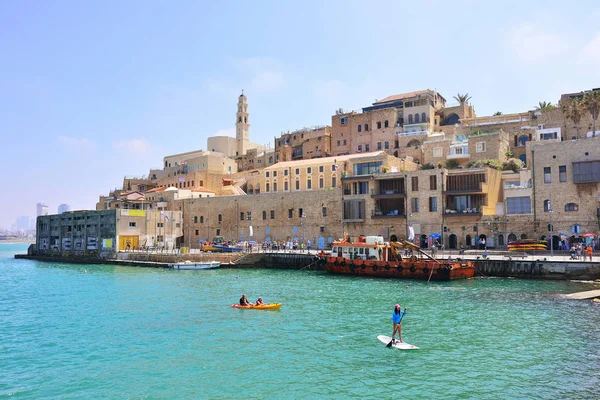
[446,152,471,160]
[444,208,482,217]
[372,190,406,199]
[397,123,431,137]
[372,210,406,219]
[460,112,530,127]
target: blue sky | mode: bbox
[1,0,599,229]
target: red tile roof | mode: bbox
[374,90,432,104]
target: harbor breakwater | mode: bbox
[14,247,600,279]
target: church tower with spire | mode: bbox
[236,91,250,156]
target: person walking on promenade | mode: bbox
[388,304,407,345]
[307,240,311,253]
[586,244,593,262]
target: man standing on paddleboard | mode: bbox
[391,304,407,344]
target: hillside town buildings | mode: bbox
[32,86,600,253]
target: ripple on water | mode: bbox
[1,247,600,399]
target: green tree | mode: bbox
[562,98,584,138]
[583,91,600,137]
[493,111,503,116]
[534,101,555,110]
[453,93,472,104]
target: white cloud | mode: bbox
[250,71,286,93]
[204,57,288,95]
[113,139,152,154]
[509,24,569,64]
[579,32,600,67]
[58,136,95,151]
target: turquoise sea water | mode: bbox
[1,243,600,399]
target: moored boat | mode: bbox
[169,260,221,270]
[321,236,475,280]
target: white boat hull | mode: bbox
[170,261,221,270]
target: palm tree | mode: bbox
[453,93,472,105]
[562,98,584,138]
[583,91,600,137]
[493,111,503,116]
[535,101,555,110]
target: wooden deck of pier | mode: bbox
[562,289,600,300]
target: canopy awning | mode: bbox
[429,233,441,239]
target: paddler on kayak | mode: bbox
[239,294,253,306]
[255,297,264,306]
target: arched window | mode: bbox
[414,113,420,123]
[407,139,421,148]
[508,233,517,243]
[498,234,504,246]
[295,177,300,190]
[284,180,289,191]
[365,123,369,131]
[238,117,242,123]
[193,216,198,223]
[266,182,270,192]
[443,113,460,126]
[273,180,278,192]
[377,121,381,129]
[543,200,551,212]
[520,234,527,240]
[200,216,204,223]
[565,203,578,211]
[218,214,222,222]
[408,114,413,123]
[358,124,362,132]
[518,135,528,146]
[421,112,426,123]
[384,120,389,128]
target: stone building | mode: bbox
[529,136,600,248]
[36,209,183,253]
[274,126,332,160]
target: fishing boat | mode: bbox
[169,260,221,270]
[507,239,547,252]
[320,235,475,280]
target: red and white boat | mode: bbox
[321,236,475,281]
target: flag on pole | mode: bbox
[160,211,170,221]
[249,226,253,237]
[408,226,415,241]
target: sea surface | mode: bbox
[1,243,600,399]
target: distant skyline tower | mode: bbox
[36,202,48,217]
[236,90,250,156]
[16,216,30,231]
[58,203,70,214]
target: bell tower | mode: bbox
[236,91,250,156]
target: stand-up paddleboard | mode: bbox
[377,335,420,350]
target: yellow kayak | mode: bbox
[231,303,282,310]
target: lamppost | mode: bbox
[301,213,306,245]
[187,199,191,250]
[404,174,409,240]
[548,201,553,257]
[440,170,445,249]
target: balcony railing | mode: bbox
[446,152,471,160]
[372,210,406,219]
[444,208,482,216]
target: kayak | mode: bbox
[231,303,282,310]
